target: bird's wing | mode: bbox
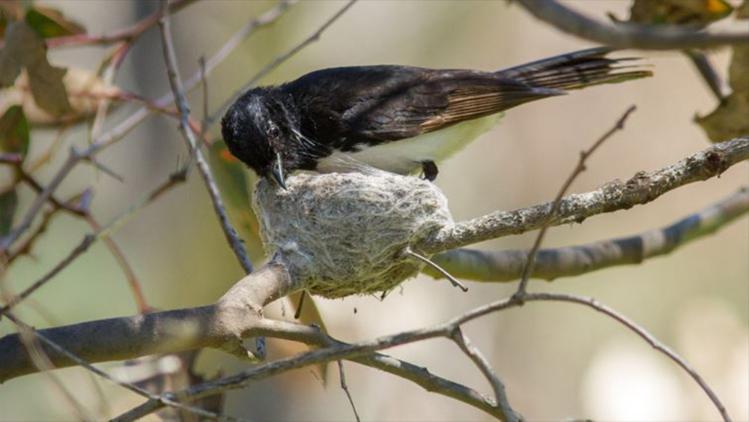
[286,65,560,146]
[285,48,650,147]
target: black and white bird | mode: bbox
[221,47,650,188]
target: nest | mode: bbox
[253,171,453,298]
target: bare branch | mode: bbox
[119,288,728,421]
[206,0,358,128]
[516,106,636,297]
[2,312,226,421]
[158,0,253,274]
[85,216,150,313]
[422,137,749,252]
[0,262,502,419]
[0,167,188,317]
[45,0,198,48]
[337,361,361,422]
[0,2,294,253]
[522,293,731,421]
[450,328,517,421]
[429,187,749,282]
[515,0,749,50]
[404,247,468,292]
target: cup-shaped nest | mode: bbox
[253,171,453,298]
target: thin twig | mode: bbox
[293,290,306,319]
[199,55,209,138]
[515,106,637,297]
[85,216,149,313]
[0,1,294,253]
[0,262,92,420]
[450,328,517,421]
[0,167,188,317]
[515,0,749,50]
[404,248,468,292]
[206,0,358,128]
[6,313,93,420]
[45,0,197,48]
[523,293,732,421]
[18,171,86,216]
[158,0,253,274]
[0,153,23,164]
[11,177,148,312]
[0,150,80,251]
[337,360,361,422]
[0,234,96,317]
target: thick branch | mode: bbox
[0,264,292,382]
[429,186,749,282]
[0,263,502,419]
[422,137,749,252]
[515,0,749,50]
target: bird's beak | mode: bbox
[269,153,287,190]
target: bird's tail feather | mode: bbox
[496,47,652,92]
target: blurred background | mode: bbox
[0,0,747,420]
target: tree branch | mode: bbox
[516,105,636,296]
[45,0,197,48]
[0,263,503,419]
[205,0,358,129]
[428,186,749,282]
[422,137,749,252]
[515,0,749,50]
[115,288,728,421]
[0,264,293,382]
[158,0,253,273]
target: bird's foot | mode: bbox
[421,160,438,182]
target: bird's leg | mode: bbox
[421,160,439,182]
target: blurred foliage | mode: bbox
[627,0,733,26]
[620,0,748,143]
[0,105,29,158]
[207,140,261,254]
[0,105,28,237]
[0,188,17,236]
[24,5,85,39]
[0,21,71,116]
[695,8,749,142]
[739,0,749,18]
[2,68,121,126]
[0,3,120,125]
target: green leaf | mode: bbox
[0,21,71,115]
[0,188,18,237]
[208,141,259,237]
[696,45,749,142]
[0,105,29,158]
[25,6,85,39]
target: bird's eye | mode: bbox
[268,126,280,139]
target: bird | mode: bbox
[220,47,651,188]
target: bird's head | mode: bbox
[221,88,302,189]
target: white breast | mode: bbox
[316,114,503,175]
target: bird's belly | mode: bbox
[316,114,503,175]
